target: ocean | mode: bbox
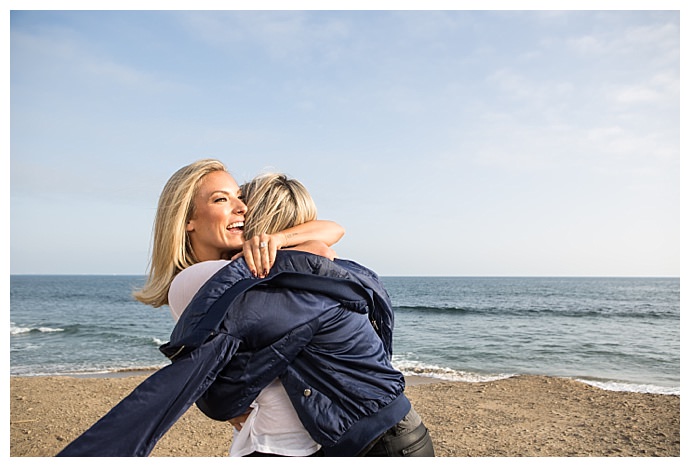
[9,275,680,396]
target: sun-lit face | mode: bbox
[186,170,247,261]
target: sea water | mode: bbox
[9,275,679,395]
[385,276,679,395]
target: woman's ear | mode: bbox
[186,219,195,232]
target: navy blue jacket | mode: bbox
[58,251,410,457]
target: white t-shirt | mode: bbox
[168,260,321,457]
[229,378,321,457]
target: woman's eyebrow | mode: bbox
[209,190,242,199]
[209,190,231,198]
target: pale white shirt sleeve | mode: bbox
[168,260,230,321]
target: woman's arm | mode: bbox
[281,220,345,247]
[239,220,344,277]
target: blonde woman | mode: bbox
[168,173,331,456]
[134,159,343,308]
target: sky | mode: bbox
[7,3,683,277]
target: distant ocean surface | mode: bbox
[10,275,680,395]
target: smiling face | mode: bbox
[186,170,247,261]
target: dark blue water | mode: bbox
[383,277,679,395]
[10,275,679,395]
[10,276,173,376]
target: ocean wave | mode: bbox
[10,325,65,335]
[400,369,680,396]
[10,358,679,396]
[152,337,167,346]
[10,363,166,378]
[576,379,680,396]
[395,305,476,315]
[392,358,514,383]
[400,368,514,384]
[393,305,676,320]
[392,356,679,395]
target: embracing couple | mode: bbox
[58,159,435,457]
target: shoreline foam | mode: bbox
[11,366,679,395]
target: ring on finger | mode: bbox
[259,241,268,248]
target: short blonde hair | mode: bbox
[242,173,318,239]
[134,159,228,308]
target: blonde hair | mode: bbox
[134,159,228,308]
[242,173,318,239]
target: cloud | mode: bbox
[567,19,679,61]
[614,85,663,105]
[612,71,679,106]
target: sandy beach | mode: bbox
[10,373,679,457]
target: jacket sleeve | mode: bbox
[196,319,318,421]
[57,334,241,457]
[334,259,396,358]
